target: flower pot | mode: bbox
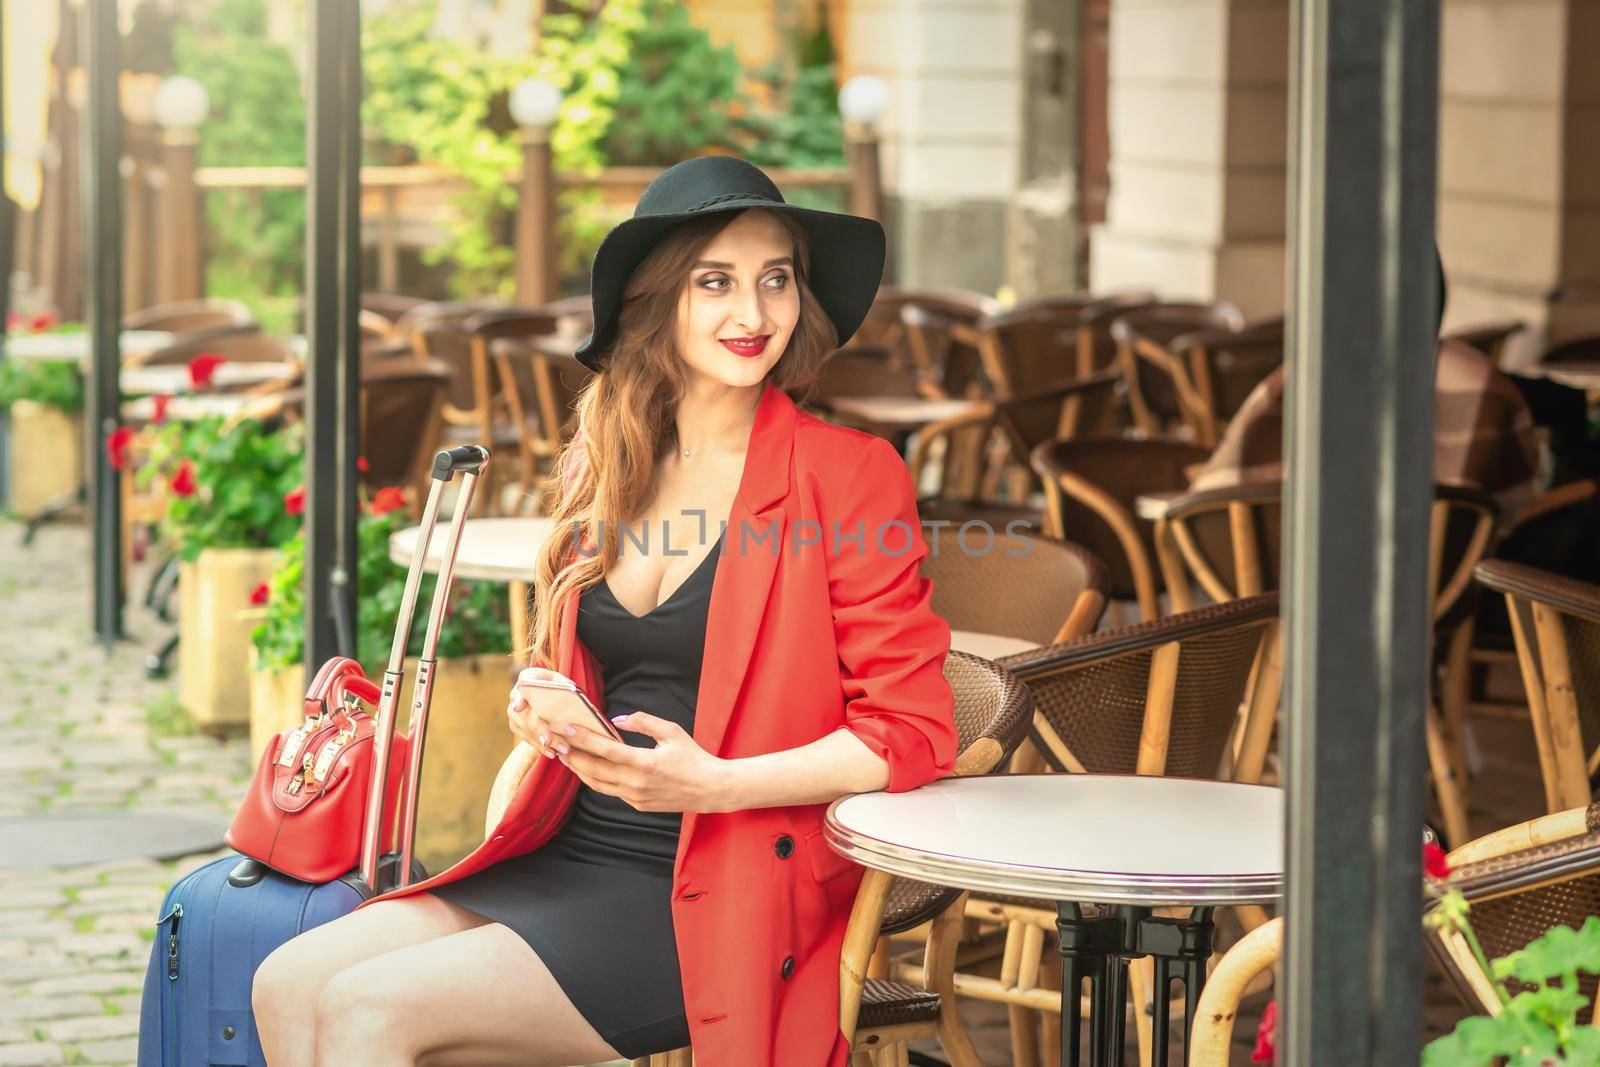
[6,400,84,519]
[177,547,278,733]
[248,651,517,876]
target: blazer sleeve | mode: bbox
[826,435,959,792]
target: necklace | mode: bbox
[676,423,750,460]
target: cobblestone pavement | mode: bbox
[0,521,251,1066]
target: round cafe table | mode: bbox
[389,516,555,654]
[825,774,1283,1067]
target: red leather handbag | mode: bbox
[225,655,412,884]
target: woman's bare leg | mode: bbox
[253,892,489,1067]
[312,922,625,1067]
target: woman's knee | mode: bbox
[252,937,316,1030]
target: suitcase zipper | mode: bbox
[155,869,199,1067]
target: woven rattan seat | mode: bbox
[857,978,944,1027]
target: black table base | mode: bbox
[1057,902,1215,1067]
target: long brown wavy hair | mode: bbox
[523,208,841,668]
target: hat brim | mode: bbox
[572,198,886,372]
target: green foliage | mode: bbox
[140,415,305,562]
[363,2,538,298]
[0,361,84,414]
[250,504,512,672]
[1424,905,1600,1065]
[171,0,307,328]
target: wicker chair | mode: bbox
[396,298,509,430]
[1474,560,1600,816]
[1108,304,1246,442]
[123,297,254,338]
[359,292,426,324]
[892,595,1282,1067]
[858,286,1001,372]
[900,302,993,401]
[480,651,1036,1067]
[454,309,566,514]
[975,308,1128,477]
[1161,317,1284,448]
[1031,437,1213,622]
[923,530,1108,651]
[1188,803,1600,1066]
[238,359,454,517]
[489,337,592,513]
[1154,481,1499,846]
[131,330,297,370]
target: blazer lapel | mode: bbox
[690,381,795,762]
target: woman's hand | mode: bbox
[554,711,736,814]
[506,667,576,760]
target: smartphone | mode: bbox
[517,675,626,743]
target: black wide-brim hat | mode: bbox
[572,155,887,372]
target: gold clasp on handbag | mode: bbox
[309,721,356,785]
[277,711,326,769]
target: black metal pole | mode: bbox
[85,0,124,648]
[303,0,362,684]
[1282,0,1439,1062]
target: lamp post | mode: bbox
[838,74,887,225]
[151,75,208,305]
[510,76,562,306]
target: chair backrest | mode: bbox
[1168,316,1285,444]
[489,337,591,478]
[1425,805,1600,1024]
[1444,319,1526,368]
[923,530,1108,647]
[1159,482,1284,608]
[358,358,455,495]
[1158,481,1497,622]
[859,286,996,369]
[878,650,1036,934]
[123,298,254,335]
[900,302,991,400]
[360,292,426,324]
[136,330,294,367]
[1110,303,1246,438]
[1030,436,1212,617]
[1003,593,1282,782]
[1475,560,1600,813]
[812,345,924,402]
[973,306,1126,458]
[398,299,507,417]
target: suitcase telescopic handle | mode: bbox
[431,445,489,481]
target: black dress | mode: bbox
[429,531,724,1058]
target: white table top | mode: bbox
[120,361,298,395]
[4,330,175,362]
[950,630,1041,660]
[825,774,1283,906]
[121,393,266,423]
[1135,491,1182,522]
[389,516,556,583]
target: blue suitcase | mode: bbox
[135,446,491,1066]
[136,858,377,1066]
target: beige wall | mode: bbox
[1437,0,1600,365]
[840,0,1026,290]
[1089,0,1289,319]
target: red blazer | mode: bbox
[357,381,959,1066]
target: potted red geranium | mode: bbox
[136,414,304,732]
